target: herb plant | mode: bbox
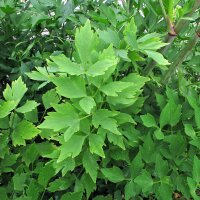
[0,0,200,199]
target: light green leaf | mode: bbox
[124,17,137,50]
[193,156,200,183]
[89,134,105,158]
[114,112,136,125]
[42,89,60,110]
[138,34,168,50]
[75,20,97,64]
[154,129,164,140]
[187,95,200,128]
[141,113,157,128]
[12,120,40,146]
[92,109,120,135]
[26,67,49,81]
[51,76,86,98]
[3,77,27,103]
[0,101,17,118]
[64,120,79,142]
[98,29,120,48]
[39,103,79,131]
[184,124,196,139]
[107,132,125,150]
[87,59,117,77]
[134,170,153,193]
[79,96,96,114]
[144,50,170,65]
[50,54,84,75]
[83,150,99,183]
[101,166,124,183]
[187,177,199,200]
[16,100,39,113]
[100,81,133,96]
[58,135,85,162]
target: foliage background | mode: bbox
[0,0,200,199]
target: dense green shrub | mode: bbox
[0,0,200,199]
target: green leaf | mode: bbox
[50,54,84,75]
[61,192,83,200]
[39,103,79,131]
[157,183,173,200]
[81,173,96,199]
[187,94,200,128]
[134,170,153,193]
[75,20,97,64]
[0,101,17,118]
[87,58,117,77]
[0,116,9,129]
[193,156,200,183]
[101,166,124,183]
[79,96,96,114]
[0,187,8,200]
[38,163,55,188]
[13,173,26,191]
[155,155,168,178]
[12,120,40,146]
[160,99,182,128]
[58,135,85,162]
[124,17,137,50]
[26,179,42,200]
[16,100,39,113]
[140,134,156,163]
[3,77,27,103]
[92,109,120,135]
[64,120,80,142]
[83,150,99,183]
[130,152,144,179]
[141,113,157,128]
[22,143,38,166]
[98,29,120,48]
[187,177,199,200]
[138,34,168,50]
[26,67,49,81]
[100,81,133,96]
[42,89,60,110]
[184,124,196,139]
[154,128,164,140]
[107,132,125,150]
[144,50,170,66]
[51,76,86,98]
[89,134,105,158]
[47,177,72,192]
[125,181,137,200]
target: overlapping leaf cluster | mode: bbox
[0,1,200,200]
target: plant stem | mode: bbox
[144,0,200,75]
[161,32,199,84]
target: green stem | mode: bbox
[144,0,200,75]
[159,0,168,23]
[161,32,199,84]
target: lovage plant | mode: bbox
[0,1,200,200]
